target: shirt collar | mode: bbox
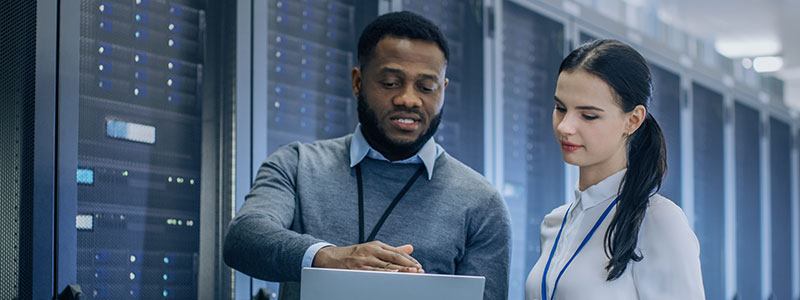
[349,124,442,180]
[573,169,627,211]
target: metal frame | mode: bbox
[489,0,505,191]
[234,0,254,298]
[246,0,275,295]
[760,108,772,300]
[32,1,59,298]
[54,0,81,296]
[723,93,737,300]
[792,122,800,300]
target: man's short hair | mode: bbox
[357,11,450,68]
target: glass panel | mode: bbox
[734,101,761,300]
[402,0,485,172]
[770,117,791,300]
[692,83,725,300]
[77,0,206,298]
[502,2,565,299]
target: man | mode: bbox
[223,11,510,300]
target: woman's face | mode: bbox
[553,70,641,169]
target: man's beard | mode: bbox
[357,92,443,160]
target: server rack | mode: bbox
[693,82,727,300]
[648,64,682,204]
[54,0,238,298]
[769,117,792,300]
[75,0,207,298]
[734,100,762,300]
[262,0,359,155]
[500,1,566,299]
[402,0,486,173]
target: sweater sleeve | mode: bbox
[456,191,512,300]
[222,142,327,282]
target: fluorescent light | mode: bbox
[715,38,781,58]
[753,56,783,73]
[741,58,753,69]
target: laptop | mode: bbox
[300,267,486,300]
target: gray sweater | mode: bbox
[223,135,511,300]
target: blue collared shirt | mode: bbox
[300,124,444,269]
[348,124,442,180]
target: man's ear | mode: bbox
[351,66,362,98]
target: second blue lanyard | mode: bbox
[541,196,620,300]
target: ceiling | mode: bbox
[633,0,800,110]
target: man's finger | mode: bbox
[372,247,422,270]
[363,257,409,272]
[397,244,414,255]
[373,242,421,267]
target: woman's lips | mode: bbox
[560,141,582,152]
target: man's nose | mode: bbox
[392,85,422,108]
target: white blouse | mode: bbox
[526,170,705,300]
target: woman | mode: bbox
[526,39,705,300]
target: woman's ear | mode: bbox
[626,105,647,135]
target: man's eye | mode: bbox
[382,82,399,88]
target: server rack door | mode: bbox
[692,83,725,300]
[501,2,565,299]
[75,0,209,298]
[734,101,762,300]
[648,64,681,205]
[0,1,45,298]
[263,0,358,154]
[400,0,485,173]
[769,117,792,300]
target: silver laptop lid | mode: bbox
[300,267,485,300]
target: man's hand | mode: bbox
[312,241,424,273]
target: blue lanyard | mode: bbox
[541,196,619,300]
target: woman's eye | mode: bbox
[555,106,566,113]
[583,115,598,120]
